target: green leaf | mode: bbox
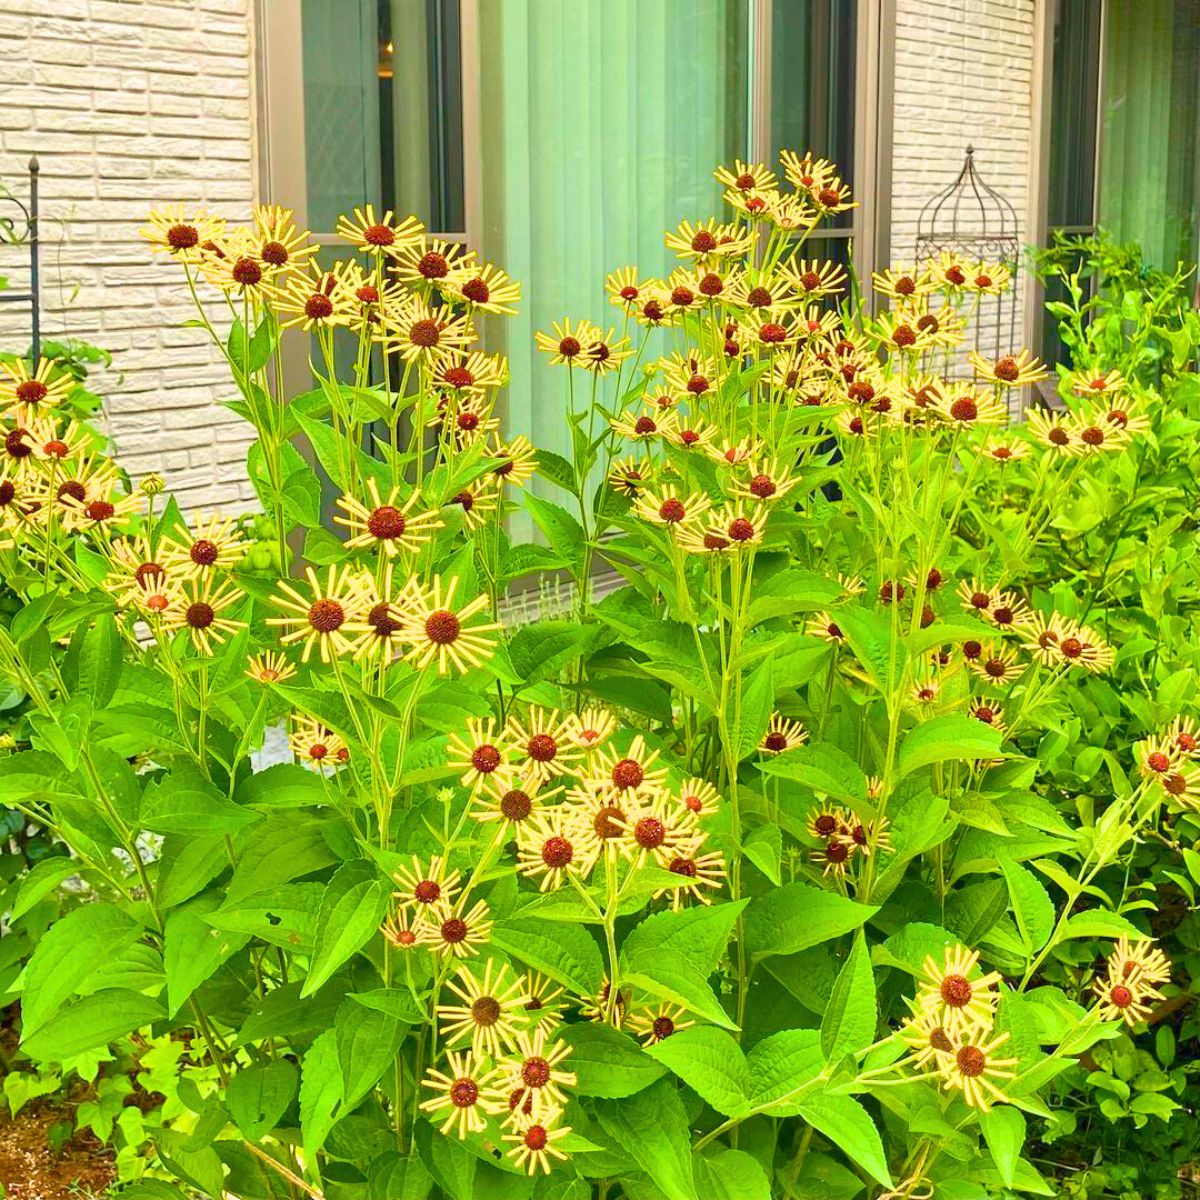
[302,860,390,997]
[225,1060,298,1141]
[837,606,905,692]
[75,615,123,709]
[9,856,78,920]
[1059,910,1145,940]
[595,1078,698,1200]
[622,950,735,1029]
[743,824,782,884]
[335,998,406,1110]
[757,741,867,803]
[508,620,596,685]
[490,917,604,995]
[299,1029,343,1161]
[559,1022,667,1098]
[981,1105,1025,1188]
[896,715,1004,781]
[207,883,323,952]
[998,857,1054,954]
[525,492,586,567]
[20,903,142,1035]
[23,989,165,1062]
[735,657,774,760]
[367,1151,434,1200]
[620,900,746,976]
[644,1026,750,1117]
[745,1028,823,1114]
[141,772,261,837]
[744,882,876,960]
[164,896,250,1016]
[693,1149,772,1200]
[820,933,876,1061]
[225,815,340,904]
[236,762,327,809]
[795,1094,892,1188]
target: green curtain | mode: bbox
[1098,0,1200,269]
[478,0,748,461]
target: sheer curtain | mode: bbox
[476,0,748,459]
[1099,0,1200,269]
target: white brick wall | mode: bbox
[889,0,1036,365]
[0,0,259,513]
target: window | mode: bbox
[283,0,869,460]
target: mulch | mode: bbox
[0,1098,115,1200]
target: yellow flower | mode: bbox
[160,574,247,655]
[715,159,778,194]
[778,256,847,299]
[935,1029,1017,1111]
[473,769,561,831]
[808,175,856,215]
[759,713,808,754]
[1071,367,1125,397]
[140,204,225,261]
[0,358,72,420]
[251,204,319,275]
[268,565,371,663]
[916,946,1002,1037]
[265,267,354,332]
[496,1030,576,1122]
[390,234,474,290]
[966,644,1022,687]
[432,350,508,396]
[392,854,462,915]
[664,218,754,263]
[965,260,1012,294]
[654,847,726,910]
[336,205,424,256]
[444,481,500,529]
[401,575,500,675]
[516,811,590,891]
[288,712,349,773]
[1105,936,1171,990]
[587,735,669,798]
[979,438,1030,464]
[969,349,1048,389]
[872,266,936,302]
[443,260,522,315]
[675,777,721,818]
[566,707,617,752]
[581,327,634,375]
[1055,622,1115,673]
[610,408,675,443]
[419,1049,504,1138]
[334,479,444,557]
[246,651,296,684]
[607,457,650,498]
[628,1002,694,1047]
[438,959,531,1057]
[352,566,413,664]
[779,150,837,191]
[489,434,538,488]
[446,717,506,792]
[611,791,697,869]
[897,1008,956,1068]
[931,250,971,290]
[731,458,801,505]
[419,898,493,958]
[1072,413,1131,454]
[605,266,645,312]
[534,318,601,367]
[383,295,474,364]
[501,1114,572,1175]
[503,708,584,784]
[198,229,273,298]
[1093,972,1163,1026]
[1024,407,1081,456]
[632,485,711,528]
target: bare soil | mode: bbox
[0,1098,115,1200]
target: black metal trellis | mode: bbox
[0,156,41,361]
[914,146,1019,370]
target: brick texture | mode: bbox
[890,0,1036,374]
[0,0,259,512]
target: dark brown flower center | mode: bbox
[500,789,532,821]
[15,380,47,405]
[186,601,215,629]
[461,277,490,304]
[634,817,665,849]
[364,223,395,247]
[307,598,345,633]
[191,538,219,566]
[611,758,644,790]
[425,609,460,644]
[441,917,468,943]
[993,357,1019,382]
[368,602,401,638]
[472,744,501,773]
[409,319,441,348]
[956,1045,985,1077]
[367,504,407,539]
[449,1078,478,1107]
[167,223,199,249]
[940,974,972,1007]
[414,880,441,904]
[542,836,573,868]
[472,996,501,1026]
[527,732,557,762]
[305,294,334,320]
[233,257,262,286]
[522,1057,551,1088]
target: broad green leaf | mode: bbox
[141,772,261,837]
[735,657,775,760]
[837,606,905,692]
[693,1148,772,1200]
[207,883,323,953]
[820,933,876,1061]
[225,815,340,904]
[491,917,604,995]
[225,1060,298,1141]
[508,620,596,685]
[164,895,250,1016]
[9,856,77,920]
[157,835,230,911]
[623,950,736,1029]
[944,878,1010,946]
[743,823,782,884]
[21,902,142,1035]
[896,715,1004,781]
[302,860,390,997]
[998,857,1054,954]
[796,1094,892,1188]
[349,987,425,1025]
[871,922,957,975]
[757,741,867,803]
[595,1079,698,1200]
[745,1028,823,1114]
[620,900,746,976]
[367,1150,434,1200]
[525,492,586,566]
[1060,911,1145,940]
[75,614,123,709]
[335,998,406,1109]
[981,1104,1025,1188]
[744,882,876,960]
[299,1029,343,1161]
[559,1022,667,1098]
[23,989,165,1062]
[236,762,327,809]
[644,1026,750,1117]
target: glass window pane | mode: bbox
[301,0,465,234]
[770,0,857,225]
[1046,0,1101,230]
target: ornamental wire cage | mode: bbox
[914,146,1020,404]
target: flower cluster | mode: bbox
[1136,718,1200,809]
[1092,936,1171,1025]
[895,946,1017,1112]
